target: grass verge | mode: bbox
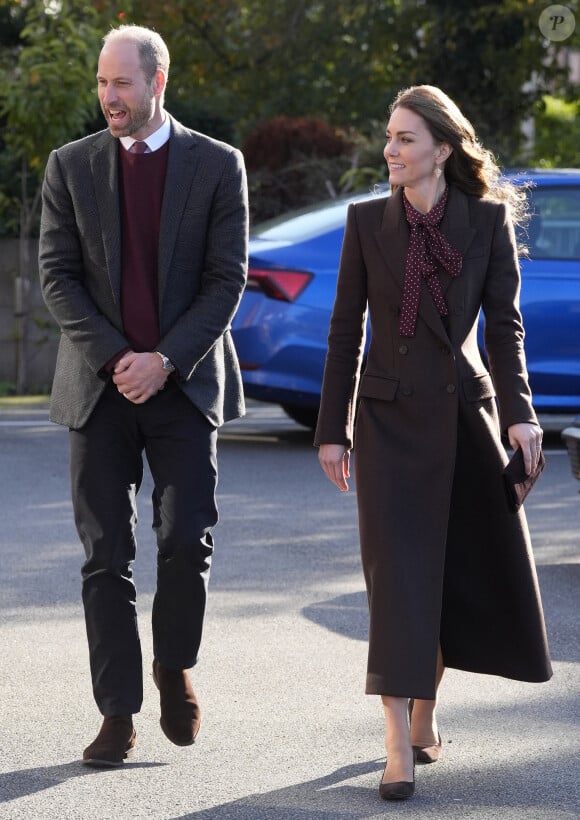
[0,395,50,410]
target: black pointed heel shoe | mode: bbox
[378,758,416,801]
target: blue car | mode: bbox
[232,170,580,428]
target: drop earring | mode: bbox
[434,165,442,179]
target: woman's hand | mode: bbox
[507,422,543,475]
[318,444,351,491]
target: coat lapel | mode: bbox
[439,185,477,292]
[374,187,409,293]
[90,133,122,304]
[158,116,201,301]
[374,184,477,343]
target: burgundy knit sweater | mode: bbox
[118,141,169,352]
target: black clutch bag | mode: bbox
[503,447,545,512]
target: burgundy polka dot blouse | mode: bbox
[399,187,463,337]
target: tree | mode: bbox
[0,0,111,391]
[124,0,576,162]
[1,0,577,226]
[0,1,28,239]
[531,95,580,167]
[391,0,573,163]
[128,0,402,139]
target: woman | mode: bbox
[315,85,552,801]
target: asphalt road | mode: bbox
[0,402,579,820]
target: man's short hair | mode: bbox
[103,25,170,85]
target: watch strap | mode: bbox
[155,351,175,372]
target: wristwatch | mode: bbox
[155,351,175,372]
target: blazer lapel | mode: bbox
[158,117,201,300]
[90,133,122,304]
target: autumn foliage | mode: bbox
[242,116,356,223]
[242,116,352,171]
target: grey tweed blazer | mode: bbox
[39,115,249,429]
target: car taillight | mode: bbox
[246,268,313,302]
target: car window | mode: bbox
[252,186,390,242]
[253,199,354,242]
[522,186,580,260]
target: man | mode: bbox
[39,25,248,766]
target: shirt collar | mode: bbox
[120,114,171,153]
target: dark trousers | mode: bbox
[69,381,218,716]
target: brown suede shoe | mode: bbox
[82,715,136,767]
[152,659,201,746]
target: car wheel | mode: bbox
[281,403,319,430]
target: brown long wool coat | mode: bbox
[315,185,552,699]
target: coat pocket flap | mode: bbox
[358,374,399,402]
[462,373,496,402]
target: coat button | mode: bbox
[401,385,413,396]
[446,383,456,394]
[399,345,409,355]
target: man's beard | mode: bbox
[102,96,154,138]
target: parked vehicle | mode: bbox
[232,170,580,429]
[562,417,580,480]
